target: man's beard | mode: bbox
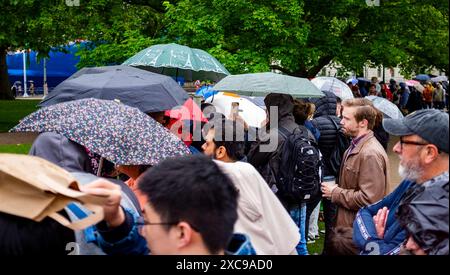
[342,127,358,138]
[398,157,424,182]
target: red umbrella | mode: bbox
[165,98,208,123]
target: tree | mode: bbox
[0,1,79,99]
[162,0,449,78]
[0,0,162,100]
[75,1,163,68]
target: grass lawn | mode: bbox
[0,144,32,154]
[307,220,325,255]
[0,100,40,132]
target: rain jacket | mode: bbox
[397,173,449,255]
[29,132,93,173]
[247,93,299,187]
[310,92,342,177]
[29,132,142,255]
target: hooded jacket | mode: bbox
[247,93,299,184]
[29,132,93,173]
[310,92,343,177]
[397,173,449,255]
[354,172,448,255]
[29,132,142,255]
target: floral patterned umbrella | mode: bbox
[10,98,190,165]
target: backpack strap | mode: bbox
[278,126,291,140]
[327,116,340,130]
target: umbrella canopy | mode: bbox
[205,92,266,128]
[39,65,189,113]
[241,95,266,109]
[213,72,324,98]
[431,76,448,83]
[414,74,431,82]
[346,78,358,85]
[11,98,190,165]
[165,97,208,123]
[122,43,230,82]
[357,77,371,83]
[405,80,424,92]
[195,85,219,100]
[311,77,354,100]
[365,96,404,119]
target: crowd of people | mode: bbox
[349,76,449,115]
[0,82,448,256]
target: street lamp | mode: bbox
[22,50,29,97]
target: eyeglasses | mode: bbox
[136,216,200,233]
[136,216,178,233]
[399,137,429,150]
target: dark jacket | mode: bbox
[372,125,389,151]
[310,92,342,177]
[247,93,299,186]
[406,89,424,113]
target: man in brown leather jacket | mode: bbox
[321,98,389,227]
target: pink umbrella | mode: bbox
[405,80,424,93]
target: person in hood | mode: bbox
[353,109,448,255]
[247,93,313,255]
[397,178,448,255]
[28,132,142,255]
[308,91,346,254]
[399,83,410,114]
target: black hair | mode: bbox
[204,118,246,161]
[138,155,238,254]
[0,210,75,255]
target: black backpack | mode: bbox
[327,117,350,177]
[275,126,322,203]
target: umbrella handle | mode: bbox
[97,157,104,177]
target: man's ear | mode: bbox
[359,119,369,129]
[423,145,440,164]
[215,145,227,159]
[175,221,194,249]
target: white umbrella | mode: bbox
[311,77,354,100]
[431,76,448,83]
[205,92,267,128]
[365,96,404,119]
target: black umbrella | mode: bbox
[39,65,189,113]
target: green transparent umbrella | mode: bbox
[122,43,230,82]
[213,72,324,98]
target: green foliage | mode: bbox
[0,0,163,99]
[75,1,163,68]
[162,0,449,77]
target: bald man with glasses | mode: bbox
[353,109,449,255]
